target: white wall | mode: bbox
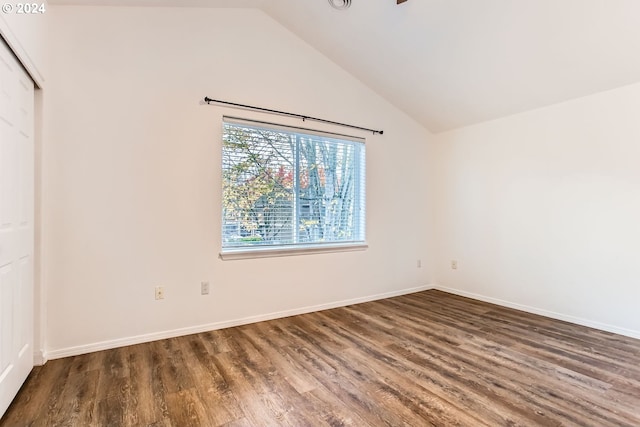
[43,6,435,356]
[434,82,640,338]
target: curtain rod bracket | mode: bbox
[203,96,383,135]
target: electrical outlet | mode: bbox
[451,260,458,270]
[155,286,165,300]
[201,281,210,295]
[417,259,422,268]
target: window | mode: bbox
[221,117,366,258]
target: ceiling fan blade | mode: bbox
[397,0,408,4]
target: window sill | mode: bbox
[220,243,368,260]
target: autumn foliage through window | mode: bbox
[222,118,366,252]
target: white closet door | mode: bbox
[0,38,34,418]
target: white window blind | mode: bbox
[221,117,366,256]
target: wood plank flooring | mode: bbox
[2,290,640,426]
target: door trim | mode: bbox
[0,14,45,89]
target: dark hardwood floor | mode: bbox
[3,290,640,426]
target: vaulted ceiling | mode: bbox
[47,0,640,133]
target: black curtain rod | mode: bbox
[203,97,383,135]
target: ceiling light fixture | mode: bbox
[328,0,351,10]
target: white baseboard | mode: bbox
[33,350,47,366]
[45,284,436,360]
[434,285,640,340]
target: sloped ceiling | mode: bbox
[48,0,640,133]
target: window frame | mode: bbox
[219,116,368,260]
